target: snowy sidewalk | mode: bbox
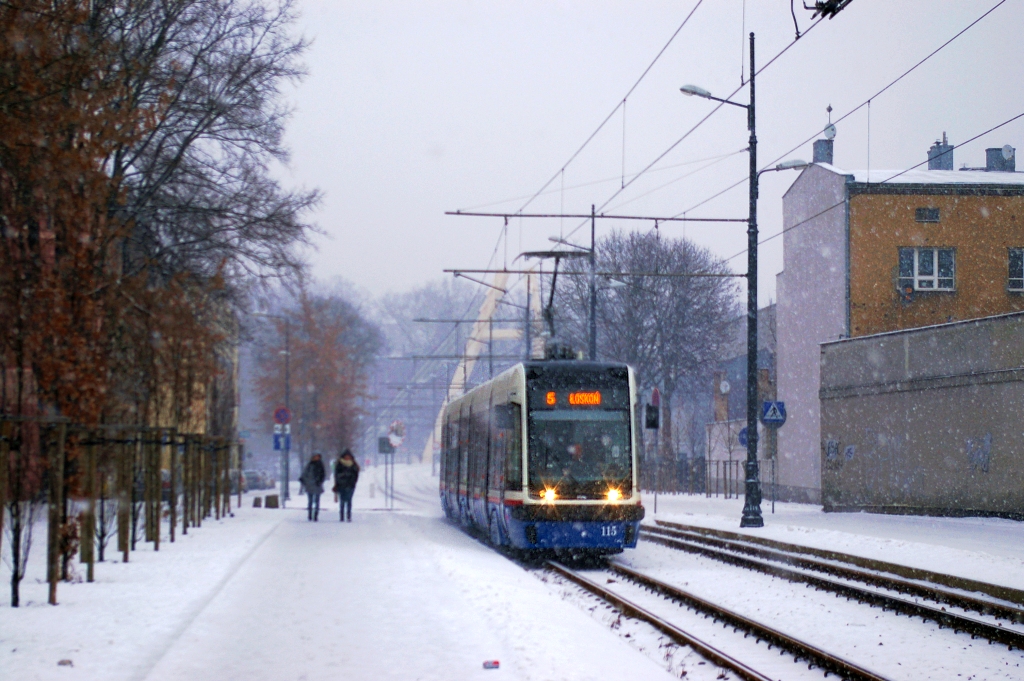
[648,492,1024,591]
[3,466,676,681]
[2,494,286,680]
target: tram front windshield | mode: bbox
[528,409,631,498]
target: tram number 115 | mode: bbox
[600,525,619,537]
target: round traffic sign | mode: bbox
[273,406,292,425]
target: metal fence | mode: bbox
[704,458,775,502]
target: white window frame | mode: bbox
[1010,248,1024,292]
[898,247,955,292]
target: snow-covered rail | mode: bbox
[549,560,892,681]
[642,521,1024,650]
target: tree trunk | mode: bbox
[82,437,96,582]
[9,503,21,607]
[47,422,66,605]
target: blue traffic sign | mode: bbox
[273,433,292,451]
[761,401,787,427]
[738,427,748,447]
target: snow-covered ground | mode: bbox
[2,465,680,681]
[646,492,1024,591]
[6,465,1024,680]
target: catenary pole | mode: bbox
[589,205,597,360]
[741,32,764,528]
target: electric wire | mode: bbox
[465,2,825,309]
[457,151,744,213]
[558,14,830,244]
[449,0,1006,376]
[512,0,706,216]
[722,107,1024,265]
[669,0,1009,219]
[605,148,747,213]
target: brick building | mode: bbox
[775,137,1024,503]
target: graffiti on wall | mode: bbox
[824,438,842,470]
[966,433,993,473]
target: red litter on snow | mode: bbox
[483,660,500,670]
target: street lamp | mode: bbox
[252,312,291,503]
[680,33,807,528]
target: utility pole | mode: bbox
[589,204,597,360]
[679,34,807,528]
[283,319,291,502]
[740,32,763,528]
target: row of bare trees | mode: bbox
[252,285,383,473]
[1,0,315,606]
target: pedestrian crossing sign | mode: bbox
[761,401,786,427]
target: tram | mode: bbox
[439,360,644,554]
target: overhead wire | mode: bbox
[604,148,747,213]
[512,0,706,215]
[454,0,707,336]
[457,151,743,212]
[558,13,830,244]
[447,0,1007,368]
[669,0,1009,219]
[723,107,1024,265]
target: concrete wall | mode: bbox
[819,312,1024,517]
[776,165,849,503]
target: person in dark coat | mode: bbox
[333,450,360,522]
[300,454,326,521]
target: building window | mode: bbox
[915,207,940,223]
[1010,248,1024,291]
[898,247,955,292]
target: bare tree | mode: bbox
[3,499,43,607]
[254,284,383,465]
[373,278,503,455]
[94,470,117,562]
[555,231,739,458]
[92,0,319,294]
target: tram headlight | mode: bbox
[543,488,557,502]
[606,488,622,502]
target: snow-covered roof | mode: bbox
[815,163,1024,186]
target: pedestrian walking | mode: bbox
[333,449,360,522]
[300,454,326,521]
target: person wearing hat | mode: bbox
[300,453,326,521]
[333,449,360,522]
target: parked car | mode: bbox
[243,470,263,491]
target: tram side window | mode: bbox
[477,404,492,495]
[488,403,507,492]
[445,416,459,490]
[504,403,522,491]
[458,410,470,490]
[439,415,448,484]
[468,405,485,496]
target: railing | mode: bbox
[704,458,775,501]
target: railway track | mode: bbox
[549,560,893,681]
[641,521,1024,650]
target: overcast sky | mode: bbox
[277,0,1024,305]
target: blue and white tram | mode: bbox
[439,360,644,553]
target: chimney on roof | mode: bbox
[985,146,1015,172]
[812,139,833,165]
[927,132,953,170]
